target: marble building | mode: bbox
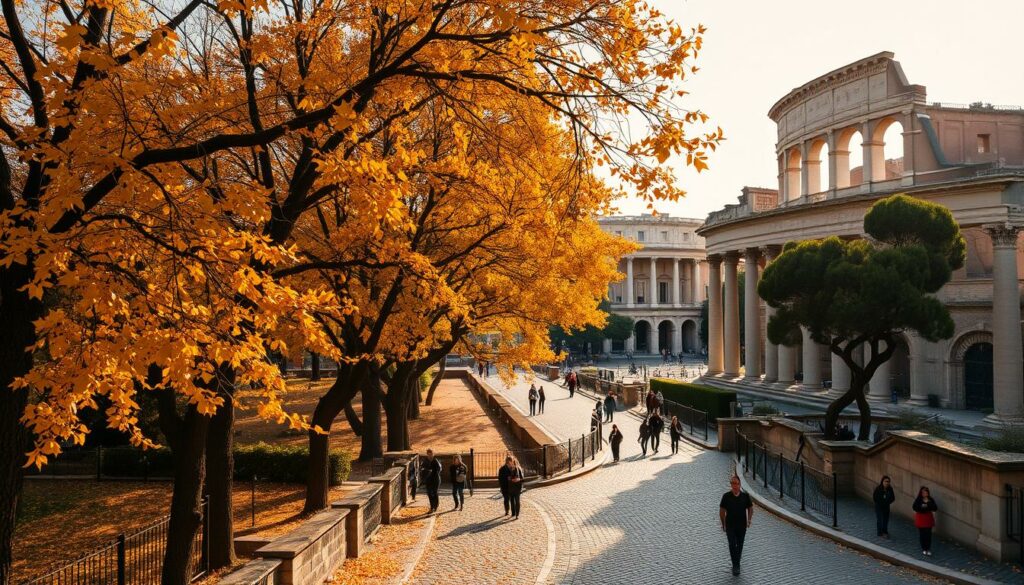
[697,52,1024,424]
[598,215,707,356]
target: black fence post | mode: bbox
[251,474,257,527]
[96,445,102,481]
[832,472,838,528]
[469,448,475,496]
[800,461,806,511]
[763,446,768,489]
[568,438,573,472]
[744,438,749,473]
[752,444,757,481]
[201,496,210,572]
[542,446,548,479]
[580,434,585,467]
[704,415,708,442]
[116,533,126,585]
[591,431,596,461]
[779,453,784,499]
[734,429,739,463]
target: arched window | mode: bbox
[833,127,864,188]
[806,138,829,194]
[786,148,802,200]
[873,118,905,181]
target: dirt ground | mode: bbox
[234,375,520,468]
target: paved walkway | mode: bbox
[740,470,1022,582]
[412,372,947,584]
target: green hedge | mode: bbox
[649,378,736,420]
[101,442,352,485]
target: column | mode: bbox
[777,343,796,386]
[831,350,850,395]
[625,333,635,353]
[986,224,1024,423]
[602,338,612,354]
[673,320,683,354]
[650,257,658,307]
[626,257,634,308]
[826,130,839,191]
[761,246,780,383]
[672,258,681,307]
[867,341,891,402]
[692,260,702,303]
[801,327,822,391]
[862,120,881,186]
[744,248,761,380]
[707,255,724,375]
[907,334,929,406]
[801,141,820,195]
[723,252,741,377]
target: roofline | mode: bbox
[768,51,895,121]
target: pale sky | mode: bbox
[611,0,1024,220]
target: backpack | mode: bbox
[455,465,467,483]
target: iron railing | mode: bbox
[735,429,837,527]
[22,497,208,585]
[1006,484,1024,568]
[467,427,603,482]
[658,399,709,441]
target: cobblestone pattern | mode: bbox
[409,490,548,585]
[487,373,943,584]
[740,468,1021,582]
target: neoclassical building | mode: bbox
[697,52,1024,424]
[598,215,707,355]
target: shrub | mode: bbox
[981,427,1024,454]
[418,370,433,393]
[235,442,352,485]
[100,445,174,477]
[891,411,950,439]
[101,442,352,485]
[751,403,780,416]
[649,378,736,420]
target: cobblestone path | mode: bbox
[411,373,945,584]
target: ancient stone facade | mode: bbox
[699,52,1024,424]
[598,215,706,355]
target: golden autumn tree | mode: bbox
[1,0,718,580]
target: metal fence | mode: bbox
[735,430,837,527]
[26,445,172,481]
[658,399,709,441]
[22,498,208,585]
[1007,484,1024,567]
[462,427,603,483]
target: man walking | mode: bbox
[649,411,664,454]
[604,392,616,422]
[422,448,443,514]
[528,384,538,416]
[719,475,754,575]
[538,385,546,414]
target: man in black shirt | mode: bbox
[719,475,754,575]
[422,448,443,514]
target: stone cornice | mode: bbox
[768,52,895,121]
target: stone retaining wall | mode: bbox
[367,466,404,524]
[331,483,384,559]
[575,372,643,408]
[219,559,281,585]
[254,508,348,585]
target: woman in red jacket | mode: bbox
[912,486,939,556]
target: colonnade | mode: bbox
[705,225,1024,423]
[779,113,914,203]
[622,257,704,308]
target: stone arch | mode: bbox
[806,137,829,194]
[681,319,699,353]
[833,126,864,188]
[633,319,653,354]
[871,116,905,181]
[657,319,675,354]
[948,330,994,410]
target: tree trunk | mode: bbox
[277,353,288,377]
[204,376,235,571]
[424,360,445,405]
[304,366,362,512]
[358,372,383,462]
[162,406,210,585]
[385,393,409,452]
[311,353,321,381]
[854,380,873,441]
[407,375,421,421]
[823,387,856,440]
[0,261,37,585]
